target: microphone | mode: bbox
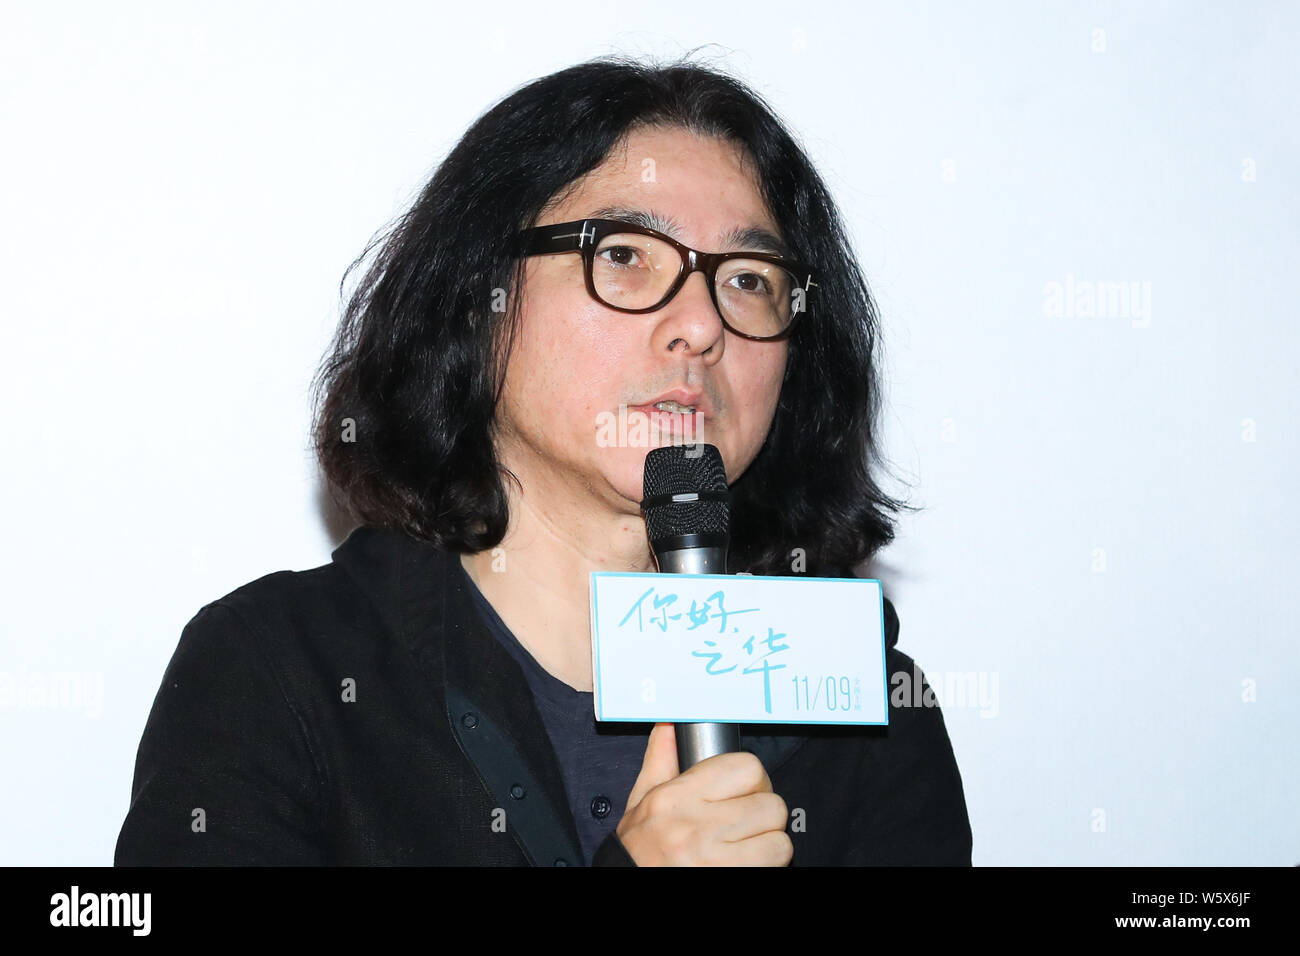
[640,442,740,770]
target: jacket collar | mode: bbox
[333,525,584,865]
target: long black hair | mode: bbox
[310,52,914,578]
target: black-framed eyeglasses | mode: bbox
[514,218,815,342]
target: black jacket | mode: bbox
[115,526,973,866]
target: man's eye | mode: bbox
[728,272,770,294]
[597,246,642,267]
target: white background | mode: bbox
[2,1,1296,866]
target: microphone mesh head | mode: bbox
[641,443,730,541]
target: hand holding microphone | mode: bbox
[616,723,793,867]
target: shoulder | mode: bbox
[154,537,407,748]
[190,526,410,663]
[203,561,362,643]
[159,560,359,721]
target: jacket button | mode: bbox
[590,794,612,819]
[461,713,478,729]
[510,783,526,799]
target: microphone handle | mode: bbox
[652,543,739,770]
[676,722,741,770]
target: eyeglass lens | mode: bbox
[592,231,804,339]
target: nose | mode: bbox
[654,271,725,360]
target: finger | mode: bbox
[679,750,773,801]
[624,722,679,811]
[711,791,791,845]
[728,829,794,868]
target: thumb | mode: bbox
[625,722,679,811]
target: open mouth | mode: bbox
[627,403,706,436]
[649,399,696,415]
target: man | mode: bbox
[115,56,972,866]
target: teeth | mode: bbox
[653,400,696,414]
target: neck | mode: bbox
[459,458,656,694]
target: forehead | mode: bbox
[544,125,784,252]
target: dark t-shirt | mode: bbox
[460,564,649,865]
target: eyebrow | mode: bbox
[585,205,793,258]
